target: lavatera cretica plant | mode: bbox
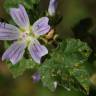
[0,4,51,64]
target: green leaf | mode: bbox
[39,39,91,93]
[61,39,91,91]
[6,58,36,78]
[39,55,70,91]
[4,0,40,12]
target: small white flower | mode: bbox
[53,81,57,89]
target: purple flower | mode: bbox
[48,0,57,16]
[0,4,50,64]
[32,72,40,82]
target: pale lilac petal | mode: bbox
[48,0,57,16]
[32,72,40,82]
[10,4,29,29]
[2,41,26,64]
[28,39,48,64]
[0,23,19,40]
[32,17,50,35]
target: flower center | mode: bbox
[22,32,28,39]
[20,32,32,42]
[19,26,39,45]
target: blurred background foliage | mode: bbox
[0,0,96,96]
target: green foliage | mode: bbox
[4,38,92,93]
[36,83,86,96]
[39,39,91,93]
[39,56,70,91]
[6,58,36,78]
[4,0,40,12]
[61,39,91,91]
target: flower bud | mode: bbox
[32,72,40,82]
[48,0,57,16]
